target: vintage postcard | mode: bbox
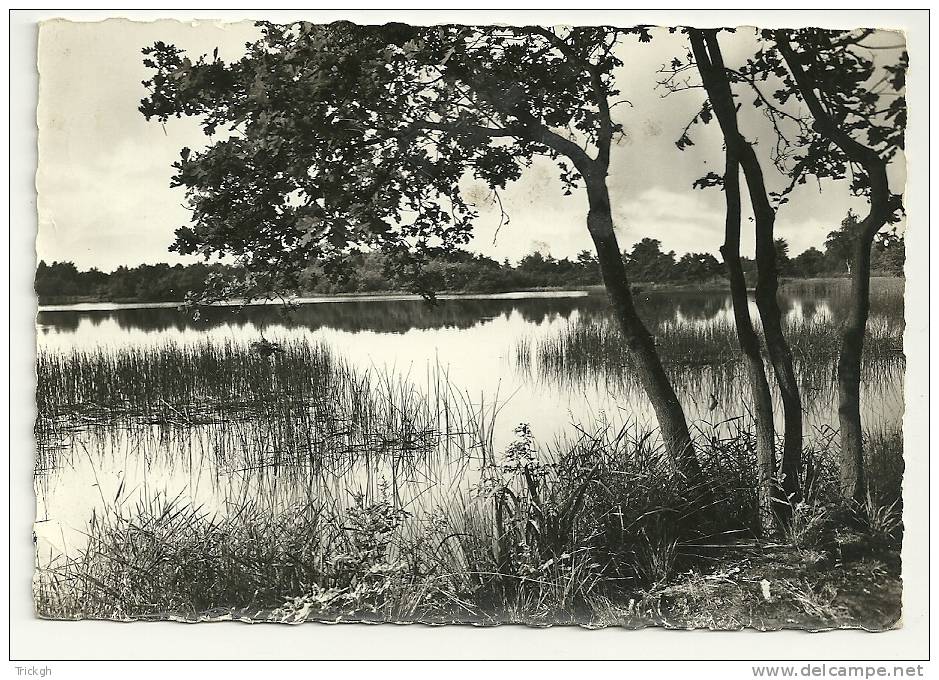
[26,11,922,653]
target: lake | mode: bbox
[33,280,905,559]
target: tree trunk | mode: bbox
[774,33,895,505]
[743,143,804,509]
[584,174,702,482]
[690,30,803,509]
[721,151,779,536]
[837,214,886,503]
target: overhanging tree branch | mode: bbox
[775,31,887,177]
[531,26,613,169]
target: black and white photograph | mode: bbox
[10,7,931,668]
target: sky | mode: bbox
[36,19,907,272]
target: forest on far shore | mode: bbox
[37,212,904,304]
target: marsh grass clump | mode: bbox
[853,493,903,547]
[36,339,355,420]
[37,338,460,426]
[773,425,904,556]
[35,339,498,476]
[863,426,904,505]
[36,483,464,622]
[419,418,769,622]
[783,501,836,550]
[35,491,330,620]
[525,277,904,398]
[529,312,903,392]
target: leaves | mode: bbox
[740,29,906,198]
[140,22,632,299]
[675,132,694,150]
[692,172,723,190]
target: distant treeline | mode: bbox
[36,216,904,304]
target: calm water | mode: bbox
[34,282,905,558]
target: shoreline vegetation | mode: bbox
[35,285,904,627]
[37,276,902,310]
[35,229,903,306]
[37,287,595,309]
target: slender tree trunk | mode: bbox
[478,55,702,485]
[837,210,887,502]
[583,174,702,482]
[691,30,803,508]
[744,146,803,508]
[721,151,779,536]
[775,34,895,504]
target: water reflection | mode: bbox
[38,295,605,337]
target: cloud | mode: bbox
[613,186,726,255]
[35,20,902,272]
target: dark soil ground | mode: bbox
[141,538,900,630]
[629,541,900,631]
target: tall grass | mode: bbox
[524,311,904,411]
[35,408,903,624]
[781,276,905,320]
[36,339,499,476]
[532,314,902,375]
[40,339,359,418]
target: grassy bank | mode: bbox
[37,287,588,307]
[35,340,903,627]
[528,314,903,373]
[35,419,902,627]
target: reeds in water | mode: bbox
[34,405,904,625]
[35,339,500,473]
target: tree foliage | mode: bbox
[140,22,653,301]
[660,27,906,213]
[738,28,906,213]
[823,210,906,276]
